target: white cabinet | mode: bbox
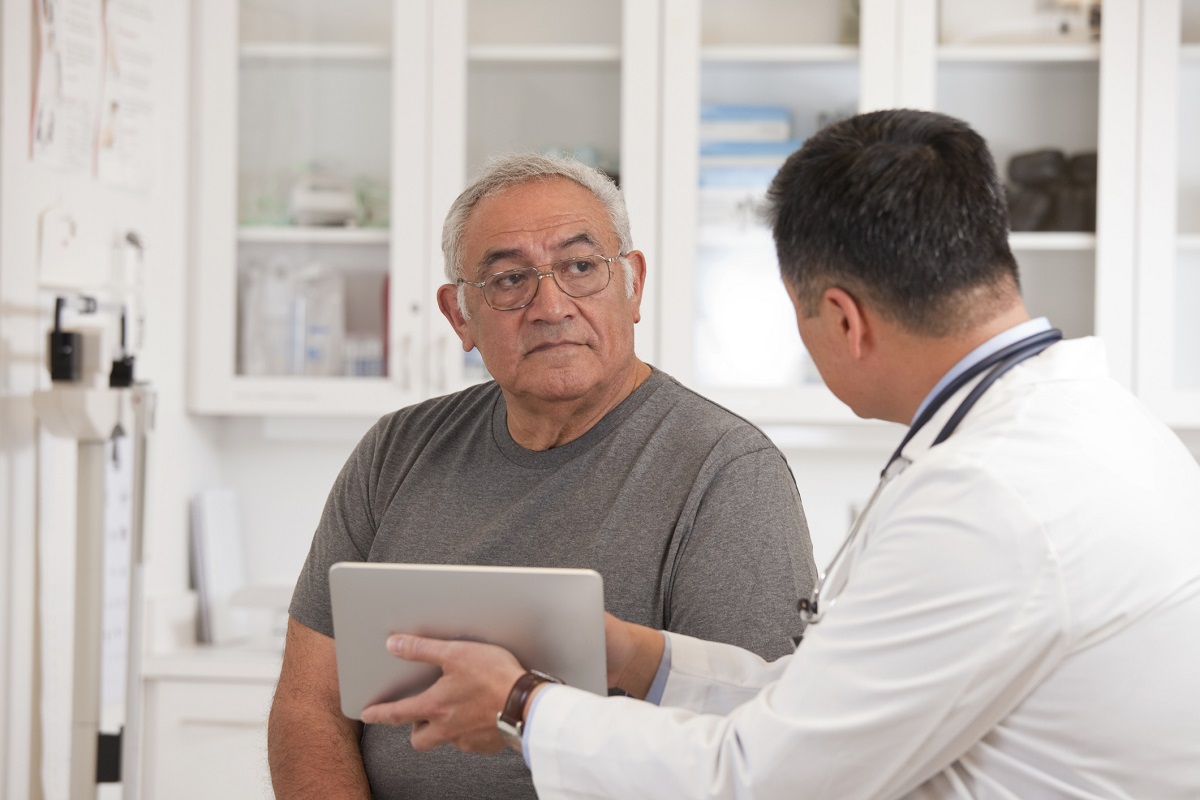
[1137,0,1200,425]
[192,0,426,415]
[919,0,1139,391]
[191,0,1195,426]
[192,0,661,414]
[656,0,1140,424]
[141,652,279,800]
[658,0,871,424]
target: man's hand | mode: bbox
[604,612,666,700]
[359,636,525,753]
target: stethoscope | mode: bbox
[797,328,1064,629]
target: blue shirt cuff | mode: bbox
[521,683,557,769]
[645,630,672,705]
[521,632,674,768]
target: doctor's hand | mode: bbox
[604,612,665,700]
[359,635,525,754]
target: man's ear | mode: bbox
[822,287,871,362]
[436,284,477,352]
[623,251,648,324]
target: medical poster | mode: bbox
[30,0,103,174]
[96,0,156,190]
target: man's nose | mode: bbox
[525,271,573,321]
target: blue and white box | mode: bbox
[700,105,792,143]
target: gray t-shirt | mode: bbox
[290,367,815,799]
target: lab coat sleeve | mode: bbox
[659,630,792,715]
[526,461,1071,800]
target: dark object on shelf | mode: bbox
[1009,150,1066,186]
[1006,148,1098,232]
[1069,152,1098,185]
[1007,187,1053,232]
[1089,3,1102,41]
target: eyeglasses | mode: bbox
[457,254,621,311]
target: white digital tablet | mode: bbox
[329,562,607,719]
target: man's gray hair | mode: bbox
[443,153,635,317]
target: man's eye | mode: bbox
[491,272,529,290]
[562,258,596,276]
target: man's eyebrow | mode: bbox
[475,232,607,276]
[554,232,603,253]
[477,248,525,275]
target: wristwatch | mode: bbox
[496,669,562,752]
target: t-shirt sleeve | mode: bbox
[665,443,816,661]
[288,423,382,638]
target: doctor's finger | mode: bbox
[386,634,448,665]
[359,693,436,727]
[411,719,506,754]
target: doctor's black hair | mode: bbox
[767,109,1021,337]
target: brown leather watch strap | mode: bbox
[498,670,561,735]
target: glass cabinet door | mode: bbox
[926,0,1138,388]
[236,0,392,380]
[193,0,425,415]
[1137,0,1200,425]
[660,0,864,423]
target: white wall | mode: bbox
[1,0,211,796]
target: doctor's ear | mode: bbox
[822,287,870,361]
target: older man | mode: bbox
[267,154,816,799]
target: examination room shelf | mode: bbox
[700,45,858,63]
[1008,232,1097,251]
[143,645,282,682]
[237,226,390,245]
[937,44,1100,62]
[467,44,621,62]
[238,42,391,61]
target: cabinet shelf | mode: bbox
[1008,232,1096,251]
[1183,44,1200,61]
[239,42,391,62]
[701,45,858,63]
[237,226,390,245]
[938,43,1100,63]
[1180,234,1200,251]
[467,44,621,63]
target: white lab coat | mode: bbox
[526,338,1200,799]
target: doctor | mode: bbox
[360,109,1200,798]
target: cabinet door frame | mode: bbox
[1136,0,1200,426]
[190,0,425,416]
[658,0,892,424]
[899,0,1140,390]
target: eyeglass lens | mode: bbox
[484,256,612,310]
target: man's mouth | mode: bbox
[526,341,583,354]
